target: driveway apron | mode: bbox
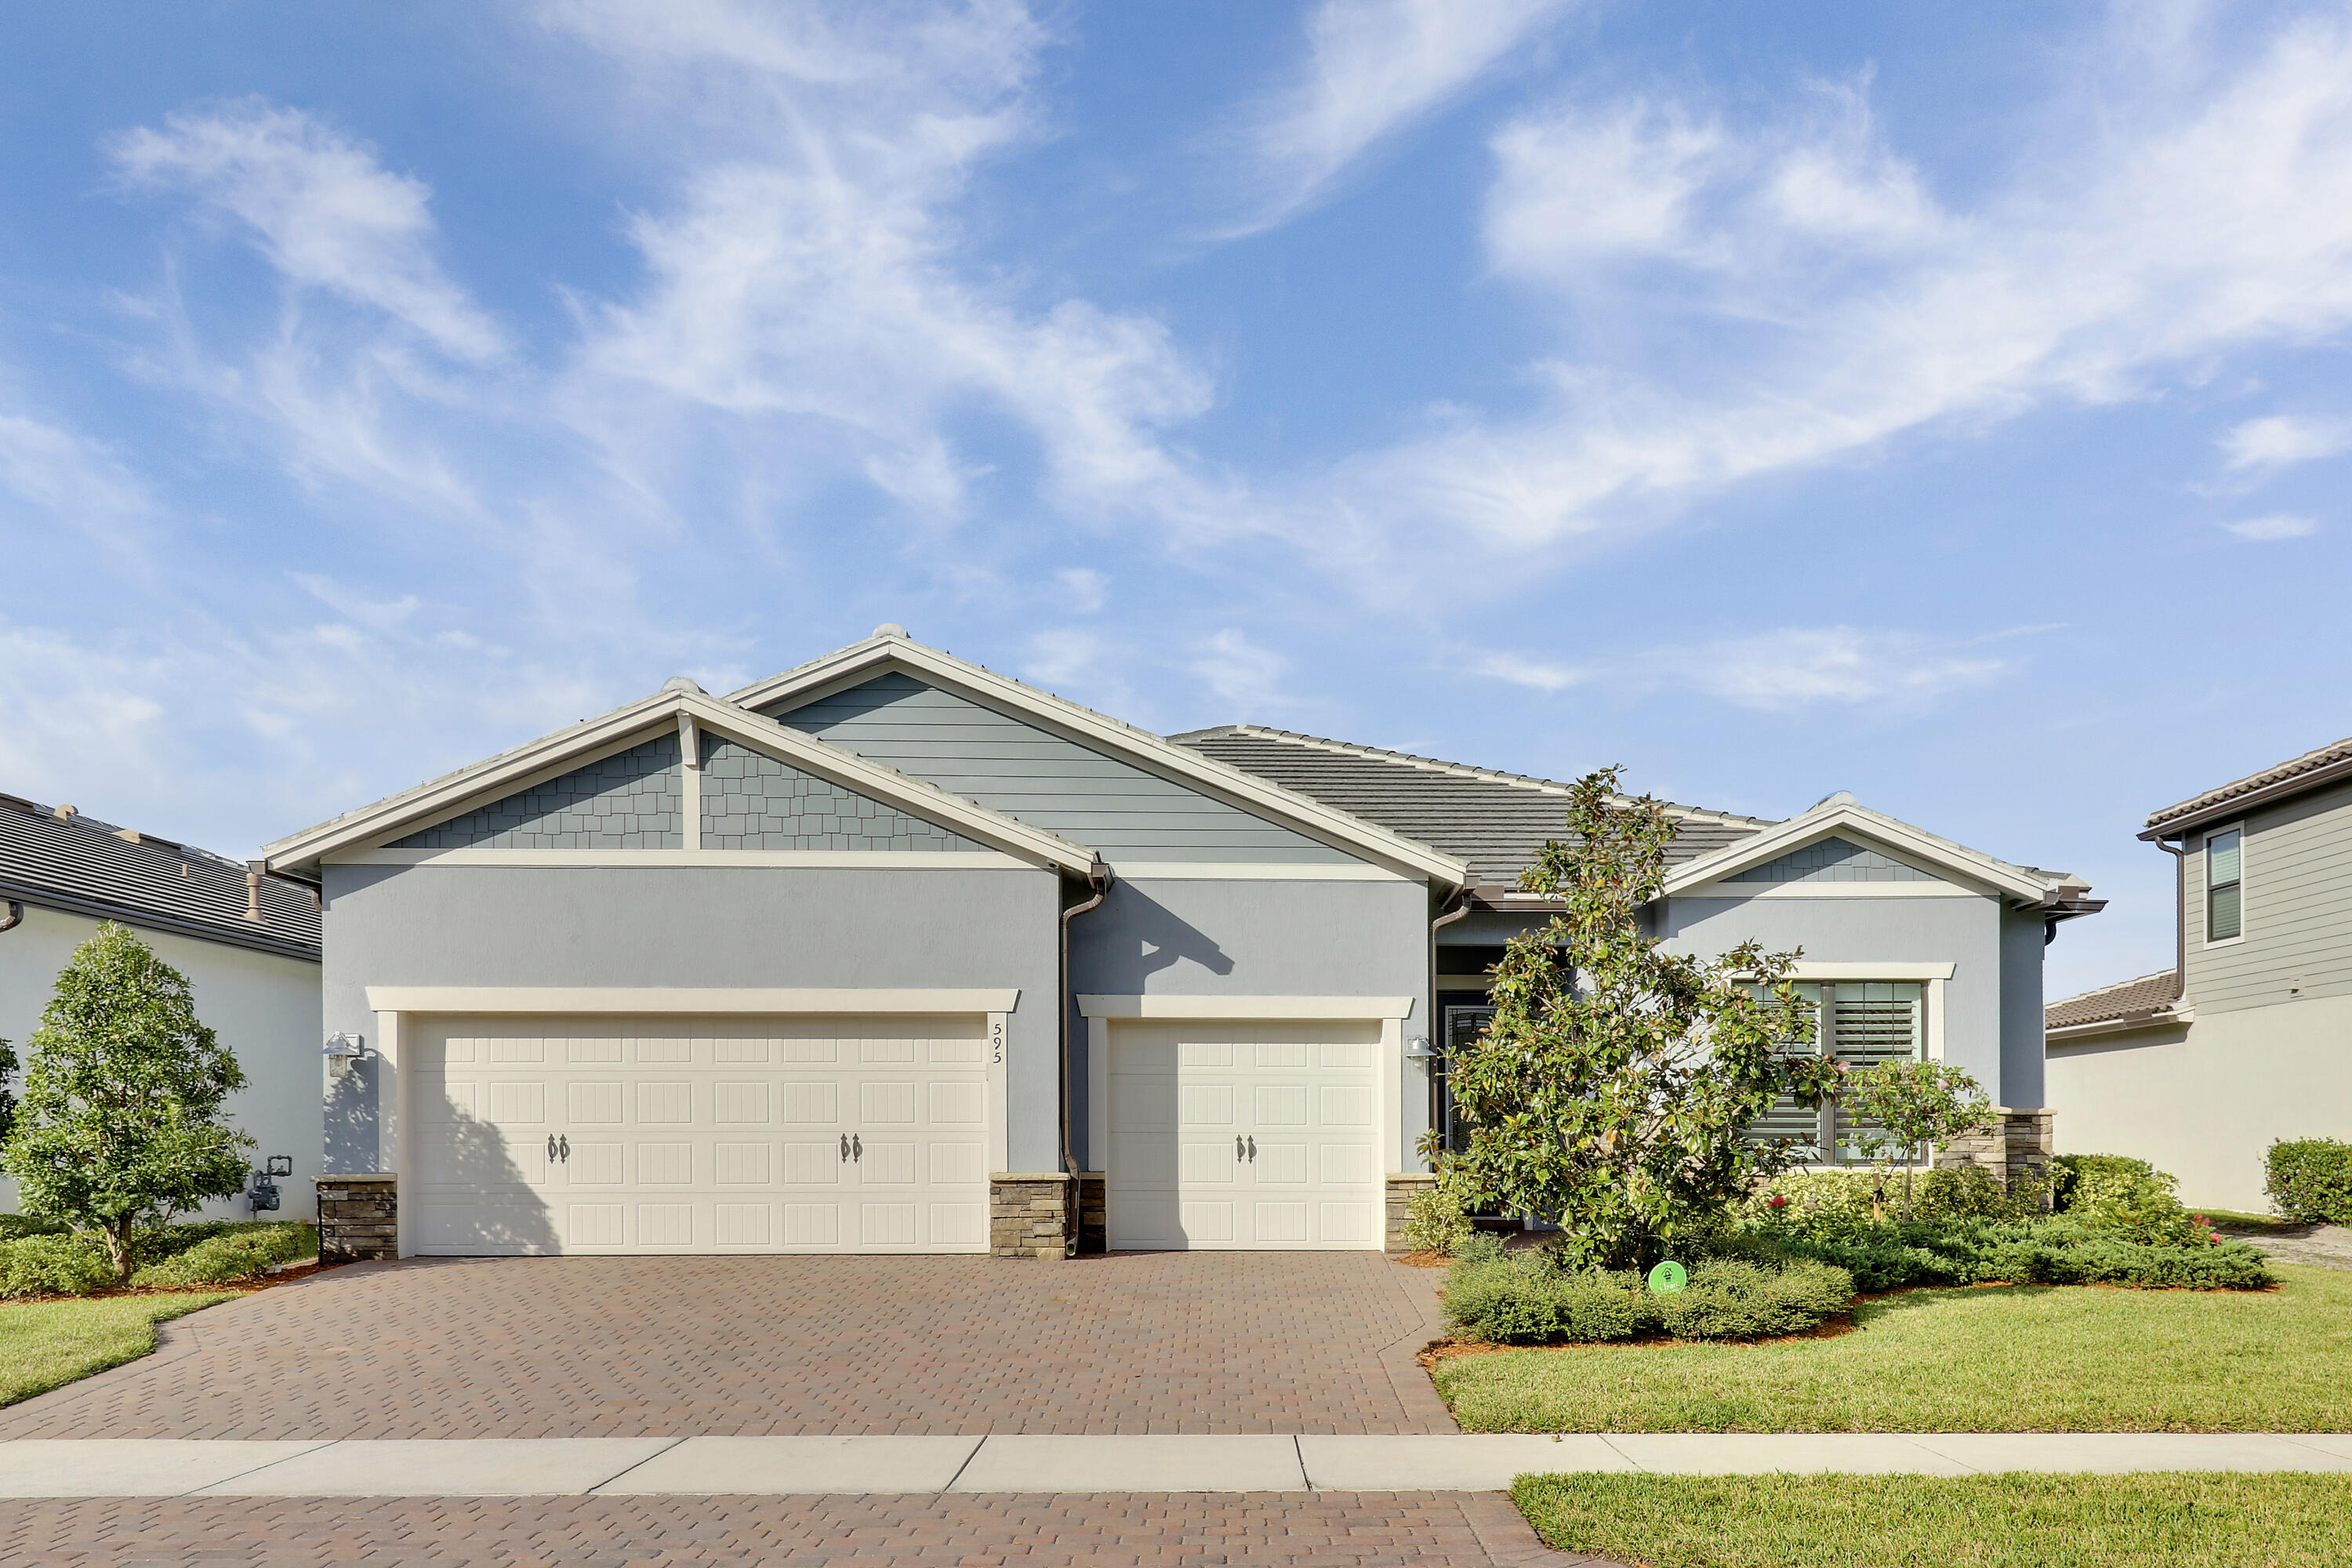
[0,1252,1457,1439]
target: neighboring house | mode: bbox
[0,792,323,1220]
[2047,735,2352,1210]
[263,626,2099,1260]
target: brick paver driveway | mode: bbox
[0,1251,1456,1439]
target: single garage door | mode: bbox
[412,1014,990,1254]
[1106,1019,1382,1250]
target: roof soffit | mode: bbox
[1662,805,2059,906]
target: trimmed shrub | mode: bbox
[0,1213,70,1243]
[131,1223,313,1288]
[0,1232,113,1298]
[1442,1245,1854,1345]
[2052,1154,2198,1244]
[1403,1182,1475,1255]
[2267,1138,2352,1226]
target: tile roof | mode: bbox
[2146,734,2352,833]
[0,793,320,961]
[2045,970,2181,1032]
[1167,726,1772,884]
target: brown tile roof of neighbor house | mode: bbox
[2145,734,2352,836]
[1167,725,1773,887]
[2045,969,2182,1032]
[0,792,320,961]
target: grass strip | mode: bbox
[1438,1263,2352,1432]
[0,1293,237,1409]
[1512,1472,2352,1568]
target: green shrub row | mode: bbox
[1728,1214,2273,1292]
[1443,1237,1857,1345]
[2267,1138,2352,1226]
[0,1221,316,1298]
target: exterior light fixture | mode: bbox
[1403,1034,1441,1062]
[323,1032,369,1078]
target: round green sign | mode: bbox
[1646,1260,1689,1294]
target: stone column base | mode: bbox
[314,1173,397,1263]
[1385,1173,1438,1253]
[1078,1171,1107,1254]
[989,1172,1073,1259]
[1936,1108,2056,1192]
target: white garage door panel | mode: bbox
[412,1014,989,1255]
[1108,1019,1385,1251]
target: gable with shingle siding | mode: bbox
[699,735,985,852]
[393,735,683,850]
[767,673,1360,864]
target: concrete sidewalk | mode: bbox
[5,1432,2351,1497]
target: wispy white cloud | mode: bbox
[1053,567,1109,613]
[1450,626,2013,711]
[1309,9,2352,570]
[1218,0,1574,238]
[111,102,506,361]
[2220,412,2352,472]
[2222,513,2320,540]
[1189,627,1294,714]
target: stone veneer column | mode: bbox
[1077,1172,1106,1254]
[314,1174,397,1263]
[1934,1108,2056,1192]
[989,1172,1073,1259]
[1385,1173,1438,1253]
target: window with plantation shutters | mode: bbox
[1742,981,1926,1164]
[1437,1005,1494,1154]
[2205,828,2242,942]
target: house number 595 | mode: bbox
[990,1019,1004,1065]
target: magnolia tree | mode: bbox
[0,923,254,1281]
[1842,1059,1993,1219]
[1428,768,1842,1270]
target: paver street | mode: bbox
[0,1493,1584,1567]
[0,1252,1455,1440]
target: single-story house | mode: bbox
[263,626,2100,1258]
[2047,733,2352,1210]
[1,791,322,1219]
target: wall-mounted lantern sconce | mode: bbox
[323,1032,370,1078]
[1403,1034,1441,1062]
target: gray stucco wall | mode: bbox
[1657,893,2013,1102]
[320,862,1063,1172]
[1067,875,1433,1167]
[2000,907,2048,1109]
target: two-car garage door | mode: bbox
[412,1014,990,1254]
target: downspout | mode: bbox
[1059,859,1113,1240]
[2154,837,2187,1003]
[1426,887,1471,1167]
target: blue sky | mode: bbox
[4,1,2350,998]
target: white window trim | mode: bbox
[2201,821,2247,949]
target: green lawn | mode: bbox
[0,1293,237,1409]
[1436,1264,2352,1432]
[1512,1473,2352,1568]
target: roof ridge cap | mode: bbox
[1216,726,1771,827]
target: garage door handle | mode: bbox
[558,1134,569,1161]
[548,1134,558,1163]
[1236,1135,1244,1161]
[851,1134,862,1160]
[1247,1135,1257,1161]
[840,1134,851,1162]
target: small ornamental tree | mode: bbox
[1842,1059,1993,1219]
[0,923,253,1281]
[0,1032,18,1144]
[1427,768,1843,1271]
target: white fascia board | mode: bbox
[1108,861,1410,882]
[1077,993,1416,1020]
[266,688,1098,877]
[729,638,1468,888]
[332,849,1034,869]
[1661,807,2052,906]
[366,986,1020,1014]
[1672,880,1987,901]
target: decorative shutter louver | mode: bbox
[1829,982,1924,1162]
[1439,1006,1495,1155]
[1744,983,1824,1158]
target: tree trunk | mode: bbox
[105,1216,136,1284]
[1903,1163,1917,1220]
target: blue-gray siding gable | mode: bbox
[767,673,1359,864]
[393,735,681,850]
[700,735,985,851]
[1728,835,1937,883]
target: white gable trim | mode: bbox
[730,636,1468,887]
[266,690,1098,877]
[1663,806,2056,906]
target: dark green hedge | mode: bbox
[1442,1240,1856,1345]
[2267,1139,2352,1226]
